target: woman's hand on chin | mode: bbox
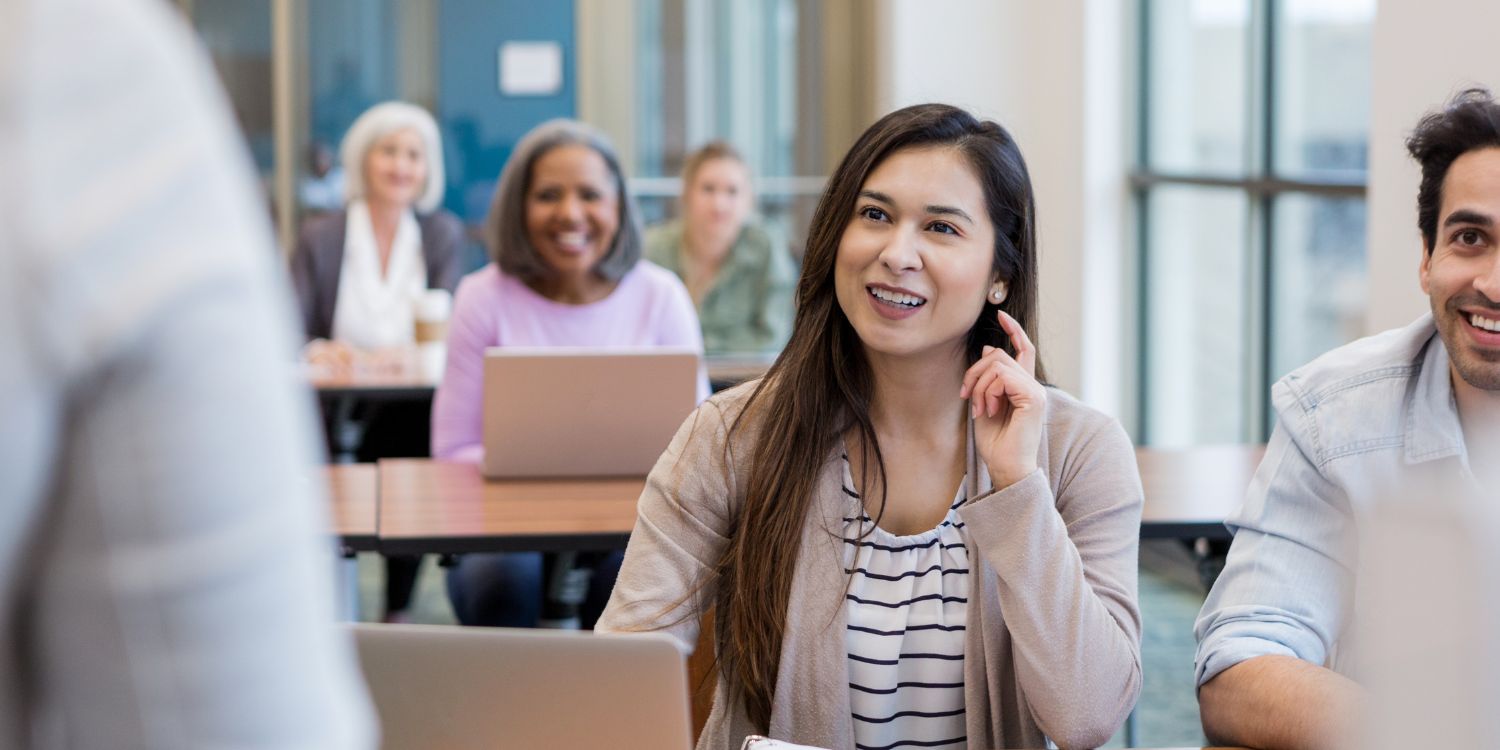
[959,310,1045,491]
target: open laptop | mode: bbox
[481,347,699,479]
[349,623,693,750]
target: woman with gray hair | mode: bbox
[290,101,465,623]
[431,119,708,627]
[291,101,463,349]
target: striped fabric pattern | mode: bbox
[841,457,969,750]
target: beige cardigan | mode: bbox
[597,382,1143,750]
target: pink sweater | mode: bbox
[431,261,709,463]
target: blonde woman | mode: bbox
[645,142,795,354]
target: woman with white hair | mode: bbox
[292,100,463,348]
[290,101,464,624]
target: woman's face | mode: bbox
[524,144,621,279]
[833,145,998,362]
[363,128,427,208]
[683,157,751,239]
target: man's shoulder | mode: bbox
[1277,314,1436,409]
[1272,315,1441,465]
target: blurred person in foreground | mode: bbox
[291,101,464,624]
[1195,87,1500,749]
[0,0,374,747]
[644,141,796,355]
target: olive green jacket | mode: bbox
[643,220,796,355]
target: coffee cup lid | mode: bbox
[414,289,452,321]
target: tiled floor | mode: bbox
[1131,540,1210,748]
[354,539,1210,748]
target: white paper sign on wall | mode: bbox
[498,41,562,96]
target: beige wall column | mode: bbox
[815,0,883,173]
[1365,0,1500,333]
[576,0,639,175]
[397,1,438,110]
[271,0,306,256]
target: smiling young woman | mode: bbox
[598,104,1144,750]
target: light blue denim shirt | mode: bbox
[1194,313,1483,686]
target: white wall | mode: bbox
[872,0,1132,420]
[1366,0,1500,333]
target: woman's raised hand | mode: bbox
[959,310,1046,490]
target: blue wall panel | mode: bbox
[438,0,576,232]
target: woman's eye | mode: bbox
[859,206,889,222]
[929,221,959,236]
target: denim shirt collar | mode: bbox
[1404,323,1467,465]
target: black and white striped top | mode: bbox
[841,457,969,750]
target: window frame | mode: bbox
[1133,0,1369,445]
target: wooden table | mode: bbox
[705,353,776,390]
[312,353,769,397]
[364,444,1266,554]
[311,369,436,400]
[376,459,645,555]
[1137,444,1266,541]
[310,354,769,458]
[325,463,379,552]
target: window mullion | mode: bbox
[1243,0,1274,443]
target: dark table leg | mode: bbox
[328,394,364,464]
[1190,538,1231,592]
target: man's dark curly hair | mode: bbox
[1406,87,1500,254]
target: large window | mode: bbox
[182,1,275,181]
[177,0,437,251]
[629,0,842,258]
[177,0,854,264]
[1136,0,1373,446]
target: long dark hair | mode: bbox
[714,103,1045,729]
